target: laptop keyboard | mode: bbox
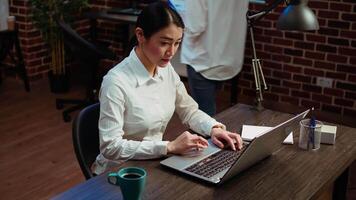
[185,143,248,178]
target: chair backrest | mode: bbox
[56,19,116,63]
[0,31,15,61]
[72,103,100,180]
[56,19,116,91]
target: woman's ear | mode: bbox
[135,27,145,44]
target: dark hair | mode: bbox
[126,1,185,55]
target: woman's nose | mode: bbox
[166,45,175,56]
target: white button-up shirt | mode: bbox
[93,49,224,174]
[180,0,249,81]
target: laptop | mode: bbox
[160,109,310,184]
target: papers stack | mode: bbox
[241,125,294,144]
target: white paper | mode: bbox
[241,125,294,144]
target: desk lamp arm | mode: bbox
[247,0,288,24]
[246,0,289,110]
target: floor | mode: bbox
[0,77,355,199]
[0,78,85,199]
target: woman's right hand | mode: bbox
[167,131,209,155]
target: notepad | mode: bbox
[241,125,294,144]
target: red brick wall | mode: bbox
[242,0,356,117]
[9,0,48,81]
[89,0,131,67]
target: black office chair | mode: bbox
[72,102,100,180]
[55,19,116,122]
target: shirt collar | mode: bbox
[129,48,164,87]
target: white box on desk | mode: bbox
[321,125,337,144]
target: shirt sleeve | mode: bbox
[184,0,208,37]
[98,77,169,162]
[172,70,225,137]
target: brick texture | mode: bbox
[240,0,356,116]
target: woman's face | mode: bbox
[139,24,183,67]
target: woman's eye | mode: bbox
[160,42,170,46]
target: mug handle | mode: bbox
[107,172,118,185]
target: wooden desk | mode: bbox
[53,104,356,200]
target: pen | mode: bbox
[310,117,316,149]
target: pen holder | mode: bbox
[298,119,323,151]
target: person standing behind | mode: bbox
[181,0,249,116]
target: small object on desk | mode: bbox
[298,118,323,151]
[320,124,337,144]
[108,167,147,200]
[310,117,316,149]
[241,125,294,144]
[107,8,142,16]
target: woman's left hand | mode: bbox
[211,127,243,151]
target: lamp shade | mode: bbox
[276,0,319,31]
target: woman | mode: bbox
[93,1,243,175]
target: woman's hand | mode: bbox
[167,131,209,155]
[211,127,243,151]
